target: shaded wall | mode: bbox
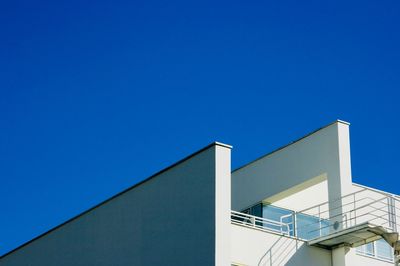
[1,143,231,266]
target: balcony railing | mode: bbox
[231,189,400,242]
[297,188,400,238]
[231,209,330,240]
[231,210,293,236]
[231,188,400,263]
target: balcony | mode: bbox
[231,188,400,262]
[231,208,329,241]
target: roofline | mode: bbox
[0,141,232,259]
[232,119,350,173]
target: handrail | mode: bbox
[232,188,400,243]
[299,193,400,228]
[231,211,282,226]
[300,188,400,215]
[288,194,399,241]
[301,195,389,217]
[231,211,291,236]
[308,196,389,224]
[295,197,392,231]
[299,188,369,213]
[296,209,395,238]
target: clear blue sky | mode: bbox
[1,0,399,256]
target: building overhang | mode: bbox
[307,222,392,250]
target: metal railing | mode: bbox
[231,188,400,264]
[231,211,292,236]
[231,189,400,242]
[296,189,400,240]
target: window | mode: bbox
[239,203,331,240]
[356,239,393,261]
[376,239,393,260]
[262,204,294,236]
[296,213,330,240]
[356,242,374,256]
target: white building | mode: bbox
[1,120,399,266]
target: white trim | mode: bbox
[336,119,351,125]
[214,142,233,149]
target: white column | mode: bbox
[214,143,232,266]
[329,121,354,266]
[327,121,353,232]
[332,246,349,266]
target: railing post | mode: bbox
[318,205,321,220]
[342,214,348,229]
[250,216,256,227]
[317,206,322,237]
[293,211,297,237]
[394,198,398,232]
[319,218,322,237]
[353,193,357,225]
[388,196,396,230]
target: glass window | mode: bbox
[376,239,393,260]
[296,213,329,240]
[250,203,263,218]
[356,242,374,256]
[356,239,393,261]
[262,204,294,236]
[240,203,330,239]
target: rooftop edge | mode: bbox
[233,119,350,173]
[0,141,231,259]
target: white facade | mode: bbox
[231,121,399,266]
[0,120,399,266]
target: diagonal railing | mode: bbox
[296,189,400,239]
[231,188,400,264]
[232,189,400,242]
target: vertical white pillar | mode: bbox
[337,121,353,197]
[214,143,232,266]
[328,121,354,266]
[332,246,348,266]
[328,121,353,232]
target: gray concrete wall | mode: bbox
[0,143,232,266]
